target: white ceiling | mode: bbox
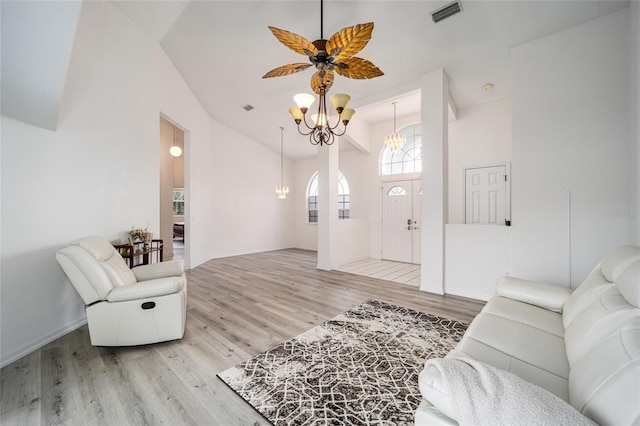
[4,1,631,160]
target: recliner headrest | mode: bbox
[601,245,640,282]
[71,235,117,261]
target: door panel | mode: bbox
[382,180,421,264]
[465,165,506,225]
[382,182,412,263]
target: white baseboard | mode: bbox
[445,288,492,302]
[0,316,87,369]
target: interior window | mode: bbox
[307,171,350,222]
[380,123,422,176]
[173,189,185,216]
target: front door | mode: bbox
[382,180,421,264]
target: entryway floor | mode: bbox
[337,259,421,287]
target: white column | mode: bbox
[420,69,449,294]
[317,141,339,270]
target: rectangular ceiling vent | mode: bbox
[431,1,462,23]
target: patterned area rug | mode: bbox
[217,300,468,425]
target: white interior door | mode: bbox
[465,165,507,225]
[382,180,421,264]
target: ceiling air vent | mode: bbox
[431,1,462,23]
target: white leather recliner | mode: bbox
[56,235,187,346]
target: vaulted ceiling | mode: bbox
[2,0,629,159]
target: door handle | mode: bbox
[407,219,412,225]
[407,226,411,231]
[414,226,419,230]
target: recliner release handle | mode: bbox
[141,301,156,310]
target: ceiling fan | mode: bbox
[262,0,384,94]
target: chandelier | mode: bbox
[288,90,354,146]
[384,102,406,153]
[262,0,383,146]
[275,127,289,199]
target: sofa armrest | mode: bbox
[107,277,184,302]
[131,260,184,281]
[496,276,572,313]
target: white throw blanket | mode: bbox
[421,350,596,426]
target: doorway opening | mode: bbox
[159,116,186,263]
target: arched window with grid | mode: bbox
[307,171,350,223]
[380,123,422,176]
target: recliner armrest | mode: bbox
[131,260,184,281]
[107,277,184,302]
[496,276,572,313]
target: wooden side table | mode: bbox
[113,239,163,268]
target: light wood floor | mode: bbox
[1,248,485,426]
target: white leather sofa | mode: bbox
[56,235,187,346]
[417,245,640,425]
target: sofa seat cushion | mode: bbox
[456,299,570,401]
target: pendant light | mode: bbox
[170,126,182,158]
[384,102,406,153]
[275,127,289,200]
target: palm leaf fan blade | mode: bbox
[326,22,374,61]
[262,63,312,79]
[268,26,318,57]
[334,57,384,79]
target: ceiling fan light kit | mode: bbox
[263,0,383,146]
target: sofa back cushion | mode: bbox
[562,270,612,329]
[568,316,640,426]
[564,284,637,365]
[563,245,640,329]
[563,248,640,425]
[600,245,640,282]
[616,260,640,308]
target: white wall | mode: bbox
[448,98,512,224]
[511,9,632,287]
[292,156,317,251]
[445,225,512,300]
[292,146,373,264]
[0,1,294,367]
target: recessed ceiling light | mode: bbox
[482,83,494,91]
[242,104,254,111]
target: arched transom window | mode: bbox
[307,171,350,222]
[380,123,422,176]
[387,186,407,196]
